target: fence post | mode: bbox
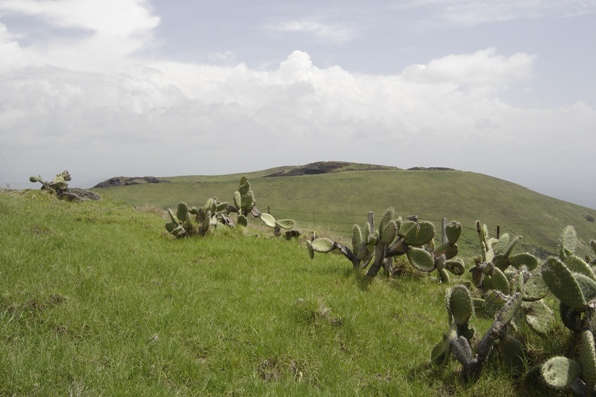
[441,218,447,245]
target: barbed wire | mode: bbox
[266,206,560,246]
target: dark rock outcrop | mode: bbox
[407,167,454,171]
[61,188,101,201]
[264,161,399,177]
[93,176,168,188]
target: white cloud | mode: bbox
[0,0,159,38]
[0,0,159,71]
[394,0,596,27]
[402,48,536,92]
[208,50,236,64]
[0,1,594,207]
[2,48,592,182]
[267,20,356,42]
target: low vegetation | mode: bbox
[93,164,596,260]
[2,164,596,396]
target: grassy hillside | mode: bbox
[0,188,578,396]
[92,166,596,260]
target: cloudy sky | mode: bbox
[0,0,595,208]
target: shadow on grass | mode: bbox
[406,357,567,397]
[342,267,374,291]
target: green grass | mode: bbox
[0,188,580,396]
[93,168,596,260]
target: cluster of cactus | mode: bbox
[539,330,596,394]
[432,221,560,384]
[165,177,296,238]
[29,170,71,196]
[306,207,465,280]
[468,221,553,335]
[165,198,231,237]
[232,177,296,233]
[432,282,526,381]
[469,221,540,290]
[536,226,596,394]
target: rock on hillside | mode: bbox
[407,167,455,171]
[264,161,399,177]
[93,176,168,188]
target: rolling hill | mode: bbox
[91,162,596,259]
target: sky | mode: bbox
[0,0,595,209]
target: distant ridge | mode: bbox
[92,162,596,258]
[93,162,457,184]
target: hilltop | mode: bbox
[92,162,596,259]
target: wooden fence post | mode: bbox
[442,218,448,244]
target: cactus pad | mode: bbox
[542,257,588,312]
[492,233,510,255]
[541,356,580,389]
[522,300,554,335]
[484,267,510,294]
[233,191,242,209]
[573,273,596,303]
[447,285,474,325]
[378,207,394,239]
[560,225,577,258]
[445,221,462,244]
[522,273,549,302]
[259,213,277,228]
[381,220,397,245]
[237,214,248,227]
[509,253,539,271]
[406,246,435,272]
[311,238,337,253]
[445,259,465,275]
[565,255,596,281]
[400,221,435,246]
[238,179,251,195]
[439,268,450,284]
[434,242,459,260]
[492,254,510,272]
[176,202,190,221]
[580,330,596,389]
[275,219,296,229]
[352,225,362,252]
[431,338,449,366]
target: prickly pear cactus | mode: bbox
[230,177,296,235]
[470,221,540,291]
[29,170,72,196]
[308,209,465,280]
[540,330,596,394]
[433,284,526,381]
[165,201,198,237]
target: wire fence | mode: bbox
[265,206,560,249]
[266,206,477,237]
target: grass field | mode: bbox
[93,167,596,260]
[0,186,586,396]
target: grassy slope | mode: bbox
[93,168,596,259]
[0,189,572,396]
